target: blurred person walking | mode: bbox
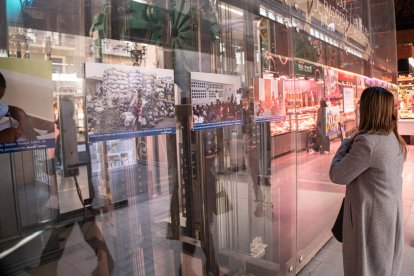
[309,99,330,154]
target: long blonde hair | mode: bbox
[351,86,407,158]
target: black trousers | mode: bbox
[313,131,330,152]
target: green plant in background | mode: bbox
[90,0,220,49]
[128,1,163,44]
[170,0,220,50]
[170,0,194,50]
[89,2,109,39]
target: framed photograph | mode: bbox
[254,77,286,123]
[85,63,175,142]
[325,106,341,136]
[0,58,54,154]
[191,72,243,130]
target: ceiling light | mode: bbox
[219,4,244,16]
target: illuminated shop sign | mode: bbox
[338,72,356,85]
[294,60,323,80]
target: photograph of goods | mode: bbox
[85,63,175,142]
[253,77,286,123]
[326,106,341,135]
[325,68,340,97]
[191,72,243,130]
[0,58,54,153]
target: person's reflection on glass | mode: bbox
[38,217,115,276]
[242,87,264,216]
[38,98,114,275]
[53,102,62,170]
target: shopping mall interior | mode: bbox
[1,0,414,275]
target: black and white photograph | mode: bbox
[85,63,175,141]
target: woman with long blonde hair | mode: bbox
[330,86,407,276]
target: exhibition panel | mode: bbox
[0,0,398,275]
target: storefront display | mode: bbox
[269,75,322,156]
[191,72,243,130]
[0,57,54,153]
[398,84,414,119]
[397,77,414,135]
[270,119,290,135]
[282,78,321,114]
[85,63,175,141]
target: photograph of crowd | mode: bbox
[191,72,243,130]
[85,63,175,141]
[253,77,286,122]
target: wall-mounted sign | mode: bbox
[343,87,355,113]
[338,72,357,86]
[294,60,323,80]
[0,58,55,154]
[85,63,175,142]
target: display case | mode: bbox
[269,113,316,157]
[398,85,414,119]
[270,119,290,136]
[285,92,319,114]
[270,112,316,137]
[292,113,316,131]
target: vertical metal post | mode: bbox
[0,0,8,52]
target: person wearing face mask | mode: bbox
[0,71,37,143]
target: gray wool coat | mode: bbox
[330,133,404,276]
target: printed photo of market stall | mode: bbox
[85,63,175,141]
[253,76,287,123]
[191,72,243,130]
